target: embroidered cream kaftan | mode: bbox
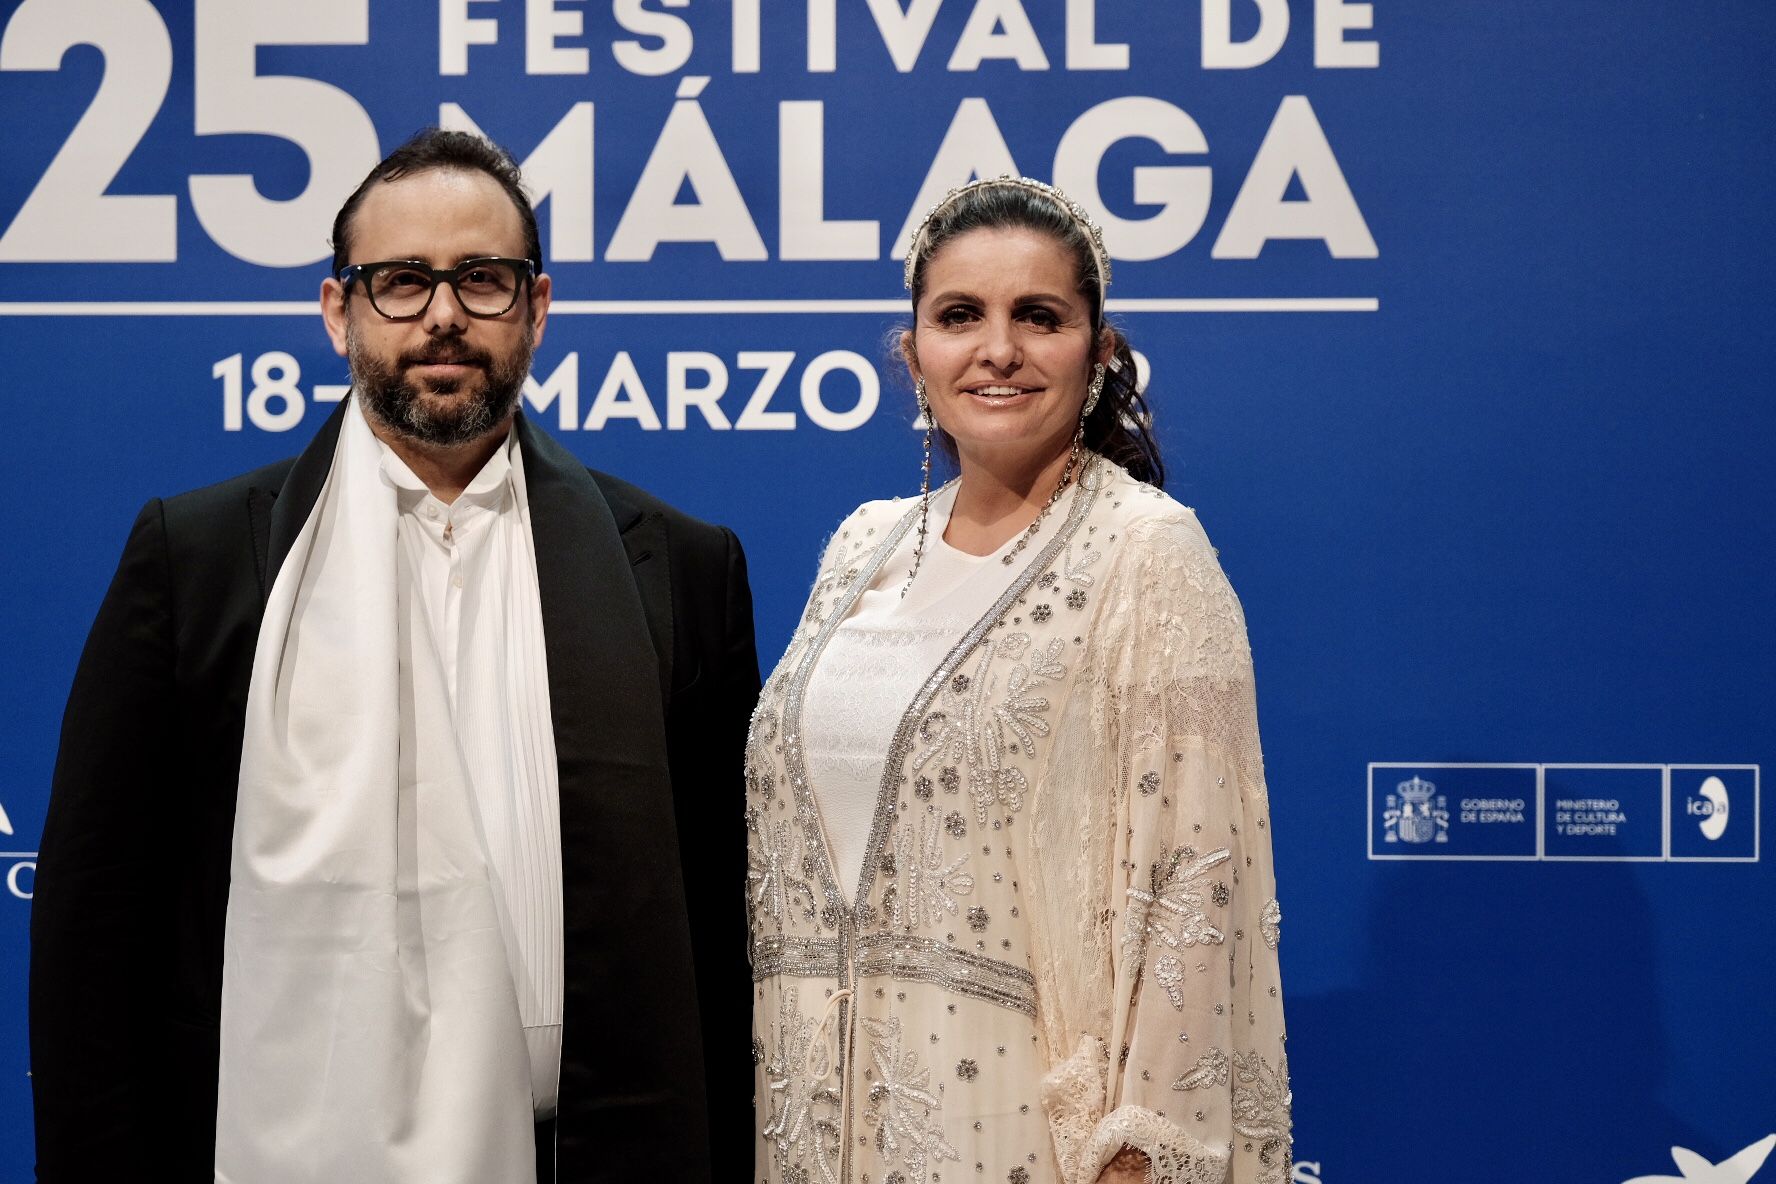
[747,458,1290,1184]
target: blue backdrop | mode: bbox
[2,2,1771,1181]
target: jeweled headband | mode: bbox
[901,175,1113,322]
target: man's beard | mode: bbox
[348,323,533,447]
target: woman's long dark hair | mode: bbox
[905,180,1166,488]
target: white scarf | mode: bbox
[216,401,536,1184]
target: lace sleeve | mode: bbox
[1036,512,1291,1184]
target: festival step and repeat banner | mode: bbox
[2,2,1771,1180]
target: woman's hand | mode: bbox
[1094,1146,1150,1183]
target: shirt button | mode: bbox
[452,574,463,589]
[424,505,439,519]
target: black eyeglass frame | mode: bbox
[336,256,539,322]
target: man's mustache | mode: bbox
[400,342,493,369]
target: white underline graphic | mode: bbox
[0,296,1379,317]
[1109,297,1378,313]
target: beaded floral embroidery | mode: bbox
[860,1016,960,1178]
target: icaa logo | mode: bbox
[1686,775,1731,841]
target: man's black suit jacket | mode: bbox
[30,404,760,1182]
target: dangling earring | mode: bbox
[904,377,933,597]
[1082,362,1106,418]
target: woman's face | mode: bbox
[906,226,1104,476]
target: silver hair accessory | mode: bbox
[902,175,1113,321]
[903,377,935,596]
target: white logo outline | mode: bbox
[1382,775,1449,845]
[1692,775,1731,841]
[1622,1134,1775,1184]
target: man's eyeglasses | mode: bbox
[336,257,537,321]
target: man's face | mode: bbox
[320,168,550,448]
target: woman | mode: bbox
[746,177,1289,1184]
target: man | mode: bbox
[30,130,758,1183]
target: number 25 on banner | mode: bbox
[0,0,378,266]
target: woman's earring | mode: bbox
[1082,362,1106,418]
[905,378,933,597]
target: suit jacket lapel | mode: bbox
[515,415,710,1174]
[517,411,669,767]
[614,504,674,709]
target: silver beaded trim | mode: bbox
[903,174,1113,300]
[779,506,922,924]
[855,934,1038,1017]
[750,933,844,981]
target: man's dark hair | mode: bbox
[329,128,543,276]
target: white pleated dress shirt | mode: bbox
[378,432,564,1119]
